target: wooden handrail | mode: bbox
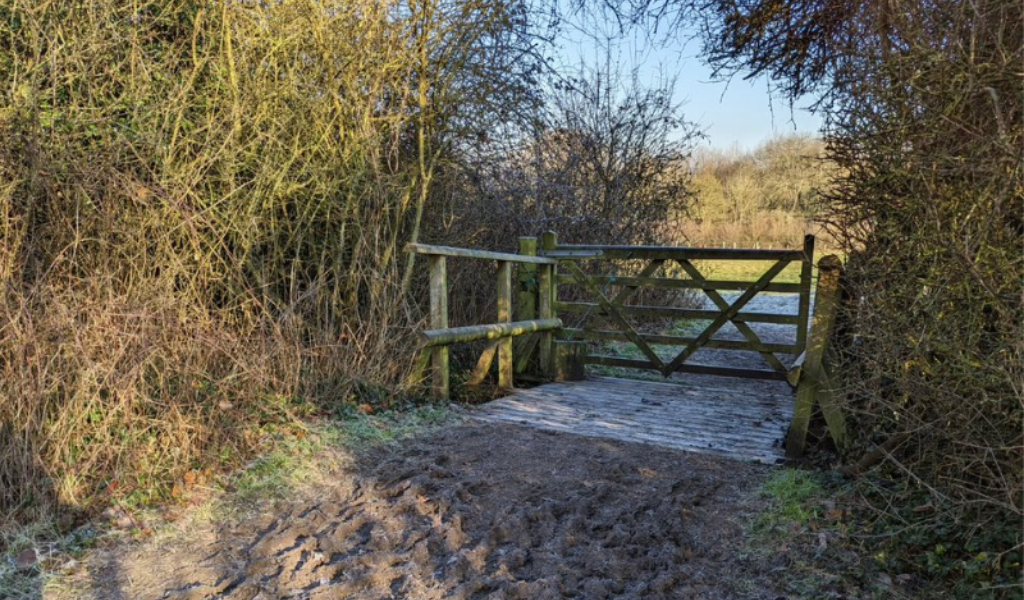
[420,318,563,347]
[406,243,558,265]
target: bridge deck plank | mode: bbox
[471,376,793,464]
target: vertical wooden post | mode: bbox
[796,234,815,353]
[539,231,559,376]
[513,237,540,375]
[554,340,587,381]
[786,254,844,457]
[538,262,553,376]
[516,237,538,321]
[429,255,449,399]
[497,260,513,389]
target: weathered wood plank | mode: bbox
[467,340,500,386]
[540,231,559,376]
[516,237,540,373]
[429,255,449,399]
[476,404,782,452]
[560,328,800,354]
[407,243,557,265]
[582,355,791,381]
[538,263,555,376]
[554,340,587,381]
[556,274,803,294]
[479,403,787,446]
[536,376,795,409]
[474,413,781,462]
[554,302,801,324]
[475,414,783,461]
[542,245,803,261]
[472,376,793,463]
[796,234,815,351]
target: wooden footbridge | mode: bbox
[407,233,847,463]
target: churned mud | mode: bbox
[68,422,781,600]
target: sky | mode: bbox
[549,13,824,152]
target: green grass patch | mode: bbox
[693,258,805,284]
[752,468,824,535]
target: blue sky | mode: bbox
[549,13,823,151]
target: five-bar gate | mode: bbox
[541,233,815,381]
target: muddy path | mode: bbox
[68,422,781,600]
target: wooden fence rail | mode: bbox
[406,243,558,399]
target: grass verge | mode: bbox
[744,469,1012,600]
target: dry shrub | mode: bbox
[681,209,819,250]
[430,61,704,332]
[0,0,535,523]
[683,0,1022,588]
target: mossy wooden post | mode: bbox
[514,237,540,374]
[539,231,559,376]
[554,340,587,381]
[538,261,555,376]
[786,255,845,457]
[429,255,449,399]
[497,260,513,389]
[796,234,815,353]
[517,238,538,321]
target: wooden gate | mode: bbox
[536,233,815,381]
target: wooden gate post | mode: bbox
[429,255,449,399]
[786,255,847,457]
[796,234,815,352]
[539,231,559,376]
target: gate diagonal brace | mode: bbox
[660,258,792,377]
[674,259,787,373]
[564,260,667,371]
[588,259,665,330]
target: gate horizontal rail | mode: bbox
[580,355,791,381]
[555,302,802,325]
[543,245,803,261]
[556,274,803,294]
[560,328,800,354]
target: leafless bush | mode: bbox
[427,61,704,328]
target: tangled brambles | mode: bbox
[0,0,537,523]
